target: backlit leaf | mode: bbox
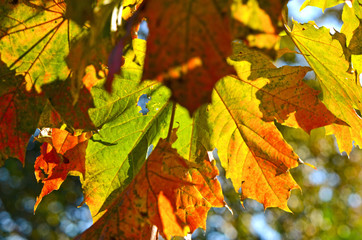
[288,21,362,153]
[77,134,224,240]
[208,76,300,211]
[141,0,233,113]
[204,43,319,210]
[0,0,81,92]
[230,43,344,133]
[34,129,92,211]
[82,39,172,220]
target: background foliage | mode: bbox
[0,0,361,239]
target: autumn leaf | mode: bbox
[0,1,98,147]
[288,21,362,153]
[77,134,224,240]
[141,0,233,113]
[207,75,299,210]
[227,42,345,133]
[0,0,81,92]
[203,42,318,210]
[0,59,46,165]
[34,128,92,211]
[300,0,345,12]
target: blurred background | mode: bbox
[1,0,361,239]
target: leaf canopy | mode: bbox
[1,0,362,239]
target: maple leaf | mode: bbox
[0,0,81,92]
[140,0,233,114]
[0,2,97,137]
[227,42,346,133]
[199,42,332,210]
[300,0,345,12]
[34,128,92,211]
[208,75,300,211]
[0,59,46,165]
[288,21,362,153]
[77,134,224,240]
[82,39,219,226]
[82,39,173,220]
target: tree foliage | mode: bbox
[0,0,361,239]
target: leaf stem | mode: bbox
[166,101,176,142]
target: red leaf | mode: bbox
[0,59,46,165]
[141,0,233,113]
[34,129,92,211]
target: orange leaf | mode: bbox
[77,136,224,240]
[141,0,233,113]
[34,129,92,211]
[210,76,300,211]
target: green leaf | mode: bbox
[81,39,171,220]
[171,104,212,164]
[0,1,81,92]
